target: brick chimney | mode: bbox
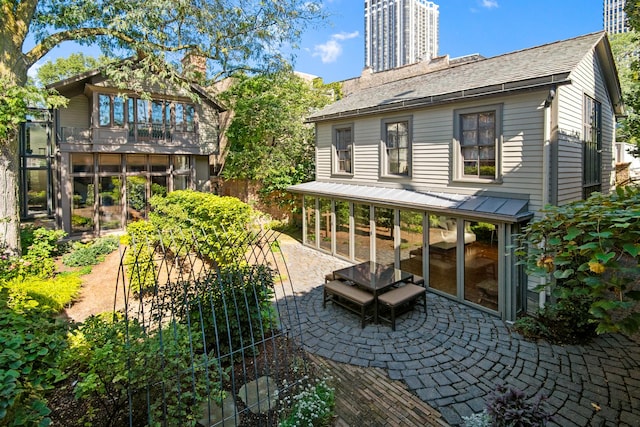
[182,51,207,80]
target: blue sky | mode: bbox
[31,0,606,83]
[295,0,606,82]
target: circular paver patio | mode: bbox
[276,235,640,426]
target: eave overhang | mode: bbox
[288,181,534,224]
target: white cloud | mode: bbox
[481,0,498,8]
[312,31,359,64]
[333,31,359,41]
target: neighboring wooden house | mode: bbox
[39,67,224,237]
[288,32,623,320]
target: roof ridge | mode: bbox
[343,31,606,94]
[472,31,605,64]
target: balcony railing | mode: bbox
[129,123,172,142]
[60,125,200,148]
[60,127,91,143]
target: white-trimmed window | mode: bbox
[332,124,353,175]
[454,105,502,181]
[382,117,411,177]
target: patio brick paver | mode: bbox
[275,234,640,427]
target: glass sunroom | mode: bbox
[290,181,533,321]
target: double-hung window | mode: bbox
[382,117,411,177]
[333,124,353,175]
[455,105,502,181]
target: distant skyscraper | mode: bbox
[604,0,629,34]
[365,0,439,73]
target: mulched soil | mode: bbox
[49,249,320,427]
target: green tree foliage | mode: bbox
[0,0,325,255]
[219,70,339,207]
[609,31,640,148]
[35,53,109,86]
[517,187,640,337]
[621,2,640,152]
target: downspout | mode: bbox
[539,86,556,309]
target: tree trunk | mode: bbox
[0,131,20,256]
[1,20,28,256]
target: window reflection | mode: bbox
[173,175,188,190]
[335,200,350,258]
[428,215,457,296]
[319,198,332,252]
[304,196,316,245]
[26,170,48,213]
[126,176,147,222]
[113,97,124,127]
[151,176,167,198]
[399,210,423,276]
[354,204,370,262]
[99,95,111,126]
[464,221,498,310]
[99,176,122,231]
[72,177,94,233]
[374,206,394,265]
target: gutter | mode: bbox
[308,74,573,123]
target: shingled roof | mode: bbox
[309,32,622,122]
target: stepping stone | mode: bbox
[197,395,239,427]
[238,376,278,414]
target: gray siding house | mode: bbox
[288,32,623,321]
[41,68,223,237]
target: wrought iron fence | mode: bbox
[108,227,307,426]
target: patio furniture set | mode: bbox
[323,261,426,330]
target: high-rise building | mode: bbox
[365,0,439,73]
[604,0,629,34]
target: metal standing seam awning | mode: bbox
[288,181,534,224]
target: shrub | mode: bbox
[517,186,640,336]
[4,273,82,313]
[123,192,259,295]
[179,264,278,356]
[518,292,598,344]
[513,316,549,341]
[149,190,256,267]
[20,227,67,279]
[1,227,67,283]
[20,226,66,258]
[470,222,496,243]
[126,176,146,211]
[486,385,552,427]
[62,236,119,267]
[0,287,69,427]
[27,190,46,205]
[0,247,13,283]
[121,220,159,295]
[278,377,335,427]
[71,214,92,228]
[462,411,491,427]
[65,314,225,426]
